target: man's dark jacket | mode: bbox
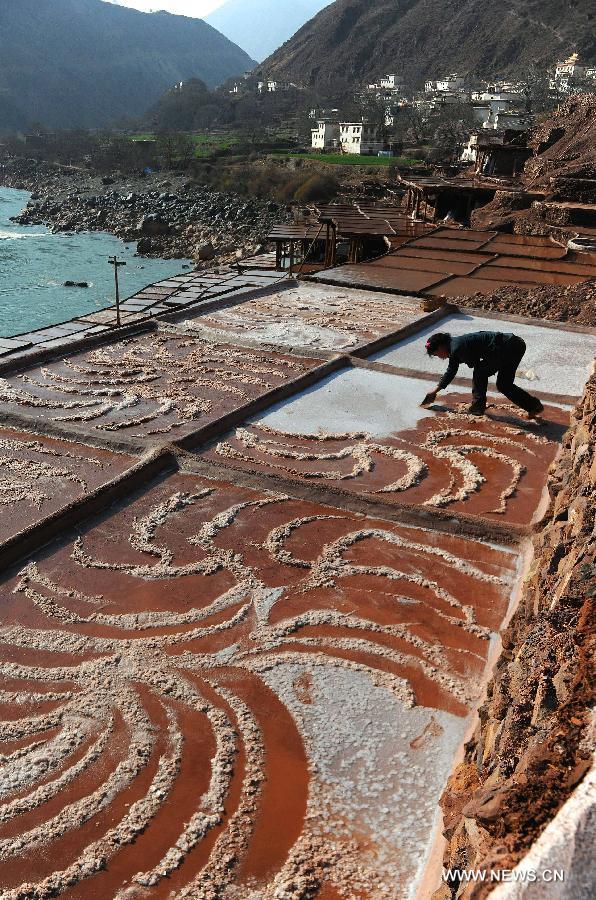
[437,331,518,390]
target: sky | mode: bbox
[106,1,227,17]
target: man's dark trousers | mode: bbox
[472,335,538,412]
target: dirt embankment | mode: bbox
[524,93,596,188]
[432,374,595,898]
[471,94,596,235]
[455,279,596,328]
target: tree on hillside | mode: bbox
[150,79,219,131]
[523,67,559,114]
[431,102,477,160]
[156,131,196,169]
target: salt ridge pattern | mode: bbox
[0,331,315,437]
[0,477,516,896]
[213,406,555,521]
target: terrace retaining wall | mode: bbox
[432,374,595,898]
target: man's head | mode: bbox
[425,332,451,360]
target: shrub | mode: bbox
[293,174,340,203]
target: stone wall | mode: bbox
[432,374,595,898]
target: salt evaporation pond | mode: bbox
[0,187,192,337]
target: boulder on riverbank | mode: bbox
[0,160,288,263]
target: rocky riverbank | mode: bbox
[432,374,595,898]
[0,159,287,267]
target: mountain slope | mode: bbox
[0,0,255,130]
[206,0,332,62]
[263,0,596,92]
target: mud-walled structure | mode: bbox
[0,253,594,898]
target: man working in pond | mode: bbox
[421,331,544,417]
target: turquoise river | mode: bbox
[0,187,191,338]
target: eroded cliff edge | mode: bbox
[433,374,595,898]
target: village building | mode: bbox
[474,137,533,176]
[471,91,518,112]
[488,110,532,131]
[555,52,587,82]
[425,74,467,93]
[257,79,298,93]
[339,122,385,155]
[367,73,405,94]
[471,105,532,131]
[311,120,340,151]
[380,73,404,91]
[471,82,525,100]
[552,53,596,92]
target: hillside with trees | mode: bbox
[263,0,596,96]
[0,0,255,130]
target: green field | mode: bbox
[271,152,423,167]
[129,133,239,157]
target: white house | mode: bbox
[555,53,586,82]
[553,54,596,91]
[436,74,467,92]
[380,74,404,91]
[474,81,525,98]
[368,74,404,92]
[339,123,384,155]
[471,92,518,113]
[461,131,503,163]
[484,110,532,131]
[311,121,340,151]
[257,80,297,93]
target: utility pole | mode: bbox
[108,256,127,327]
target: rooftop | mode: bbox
[310,227,596,296]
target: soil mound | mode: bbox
[525,93,596,187]
[456,278,596,327]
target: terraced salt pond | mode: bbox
[0,275,594,897]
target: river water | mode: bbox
[0,187,192,338]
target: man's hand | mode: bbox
[421,390,438,406]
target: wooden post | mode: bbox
[414,190,421,219]
[322,218,336,268]
[109,256,127,327]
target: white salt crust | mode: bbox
[0,483,515,896]
[0,436,105,508]
[215,406,551,514]
[180,282,423,351]
[259,663,465,898]
[0,332,309,436]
